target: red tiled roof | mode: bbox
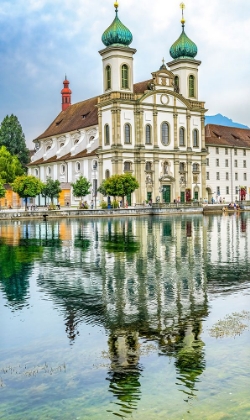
[205,124,250,148]
[34,96,99,141]
[134,79,153,94]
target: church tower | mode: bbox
[61,76,72,111]
[167,3,201,100]
[99,2,136,93]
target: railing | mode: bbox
[99,92,136,103]
[152,201,201,209]
[188,100,205,109]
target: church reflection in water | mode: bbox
[0,214,249,417]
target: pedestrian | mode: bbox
[91,200,94,209]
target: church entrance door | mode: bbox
[162,185,171,203]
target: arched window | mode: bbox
[193,129,199,147]
[46,145,51,151]
[105,170,110,179]
[124,161,132,172]
[145,161,152,171]
[174,75,179,93]
[104,124,110,145]
[61,164,66,175]
[34,168,39,177]
[179,127,185,146]
[189,75,195,97]
[193,163,199,172]
[121,64,129,89]
[145,125,152,144]
[76,162,81,172]
[106,65,111,90]
[161,122,170,145]
[124,123,131,144]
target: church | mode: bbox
[28,2,250,206]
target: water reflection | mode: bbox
[0,214,250,418]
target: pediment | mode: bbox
[159,175,175,182]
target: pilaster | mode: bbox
[174,158,180,199]
[153,107,158,148]
[186,113,191,150]
[173,107,178,149]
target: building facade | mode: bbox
[27,3,250,206]
[29,3,209,206]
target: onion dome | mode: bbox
[169,3,197,60]
[102,2,133,47]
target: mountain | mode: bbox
[205,114,249,129]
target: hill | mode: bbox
[205,114,249,129]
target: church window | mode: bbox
[193,163,199,172]
[161,122,170,145]
[121,64,129,89]
[145,161,152,171]
[105,170,110,179]
[145,125,152,144]
[124,123,131,144]
[124,161,132,171]
[106,65,111,90]
[104,124,110,145]
[189,75,195,97]
[193,129,199,147]
[179,127,185,146]
[76,162,81,172]
[92,160,98,170]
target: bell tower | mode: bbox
[61,76,72,111]
[99,2,136,93]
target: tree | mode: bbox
[98,174,139,202]
[12,175,44,210]
[41,177,62,204]
[71,176,91,201]
[0,182,5,200]
[0,146,24,183]
[0,114,30,169]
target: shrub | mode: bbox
[100,200,108,209]
[112,199,119,209]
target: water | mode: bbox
[0,214,249,419]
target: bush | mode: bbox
[79,201,89,209]
[112,200,119,209]
[100,200,108,209]
[48,203,56,210]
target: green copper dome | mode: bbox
[102,4,133,47]
[169,24,198,60]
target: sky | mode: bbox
[0,0,250,148]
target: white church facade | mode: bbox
[28,3,250,206]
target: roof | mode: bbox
[34,96,99,141]
[205,124,250,148]
[133,79,152,94]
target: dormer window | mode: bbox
[60,143,64,148]
[89,136,95,142]
[82,112,90,119]
[46,145,51,151]
[74,139,79,145]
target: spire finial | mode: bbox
[180,2,185,27]
[162,57,165,65]
[114,1,119,12]
[65,74,67,80]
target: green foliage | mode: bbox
[0,146,24,183]
[0,114,30,169]
[0,182,5,199]
[112,199,119,208]
[12,175,44,209]
[100,200,108,209]
[71,176,91,200]
[42,177,62,204]
[98,174,139,199]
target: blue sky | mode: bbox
[1,0,250,147]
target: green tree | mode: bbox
[0,146,24,183]
[71,175,91,201]
[0,181,5,199]
[41,177,62,204]
[0,114,30,169]
[12,175,44,210]
[98,174,139,202]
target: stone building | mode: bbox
[28,3,208,206]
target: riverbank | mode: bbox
[1,202,250,220]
